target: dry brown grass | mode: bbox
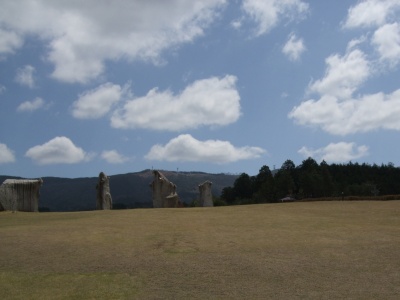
[1,201,399,299]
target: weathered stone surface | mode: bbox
[0,179,43,212]
[199,180,213,207]
[150,170,179,208]
[96,172,112,210]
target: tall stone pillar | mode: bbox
[96,172,112,210]
[199,181,213,207]
[150,170,179,208]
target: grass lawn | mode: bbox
[1,201,399,299]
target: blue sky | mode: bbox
[1,0,400,178]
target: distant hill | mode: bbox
[0,170,238,212]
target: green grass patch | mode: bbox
[1,201,399,299]
[0,272,139,300]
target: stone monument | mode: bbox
[150,170,179,208]
[0,178,43,212]
[198,180,213,207]
[96,172,112,210]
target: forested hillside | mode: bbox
[0,170,237,211]
[3,160,399,211]
[221,158,400,204]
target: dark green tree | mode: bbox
[298,157,323,198]
[320,160,334,197]
[233,173,254,200]
[220,186,236,204]
[254,165,275,202]
[281,159,296,171]
[299,157,318,172]
[274,169,295,199]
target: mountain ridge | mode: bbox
[0,170,238,211]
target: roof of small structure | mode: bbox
[2,179,43,185]
[280,196,295,202]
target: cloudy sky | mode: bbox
[1,0,400,178]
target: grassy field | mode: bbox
[1,201,399,299]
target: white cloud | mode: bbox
[231,19,242,30]
[308,49,370,99]
[289,89,400,135]
[241,0,309,36]
[0,28,23,54]
[17,97,44,112]
[347,35,368,51]
[111,75,241,131]
[289,35,400,136]
[282,33,306,61]
[0,85,5,94]
[145,134,266,163]
[372,22,400,67]
[343,1,400,68]
[101,150,130,164]
[15,65,35,88]
[343,0,400,29]
[298,142,369,163]
[72,82,128,119]
[25,136,90,165]
[0,143,16,164]
[281,92,289,98]
[0,0,226,83]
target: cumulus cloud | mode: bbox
[282,33,306,61]
[15,65,35,88]
[17,97,44,112]
[0,0,226,83]
[343,1,400,69]
[145,134,266,163]
[298,142,369,163]
[308,49,370,99]
[372,22,400,67]
[241,0,309,36]
[0,143,16,163]
[0,28,23,54]
[288,34,400,136]
[289,89,400,135]
[343,0,400,29]
[72,82,128,119]
[101,150,130,164]
[25,136,90,165]
[111,75,241,131]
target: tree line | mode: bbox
[219,158,400,205]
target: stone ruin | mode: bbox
[96,172,112,210]
[0,178,43,212]
[150,170,179,208]
[198,180,213,207]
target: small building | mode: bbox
[280,196,295,203]
[0,179,43,212]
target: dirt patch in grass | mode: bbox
[1,201,399,299]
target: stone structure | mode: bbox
[0,179,43,212]
[96,172,112,210]
[150,170,179,208]
[198,180,213,207]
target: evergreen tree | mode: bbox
[254,165,275,202]
[233,173,254,201]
